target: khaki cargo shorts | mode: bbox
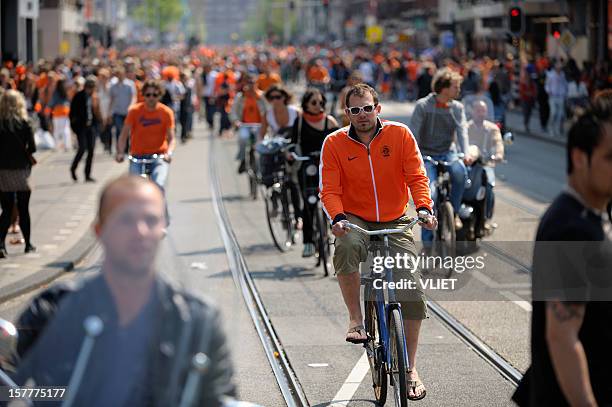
[333,213,428,320]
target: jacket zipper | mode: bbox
[346,131,382,222]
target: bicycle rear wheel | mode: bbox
[389,307,408,407]
[264,187,291,252]
[315,206,331,276]
[364,294,388,406]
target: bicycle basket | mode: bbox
[257,138,288,187]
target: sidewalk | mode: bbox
[505,108,568,147]
[0,148,127,302]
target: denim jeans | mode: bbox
[421,152,467,243]
[548,97,565,138]
[129,155,169,192]
[113,114,127,152]
[237,124,260,161]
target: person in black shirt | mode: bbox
[288,88,339,257]
[69,76,100,183]
[514,91,612,406]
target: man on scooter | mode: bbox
[467,100,505,231]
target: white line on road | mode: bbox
[328,351,370,406]
[500,291,532,312]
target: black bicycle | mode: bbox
[291,151,332,276]
[423,155,458,276]
[257,137,297,252]
[241,125,260,200]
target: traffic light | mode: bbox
[553,30,561,39]
[509,6,524,34]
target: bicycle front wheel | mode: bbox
[436,200,456,277]
[316,205,332,276]
[264,187,291,252]
[247,147,258,200]
[364,296,387,405]
[389,307,408,407]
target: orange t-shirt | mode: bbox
[256,73,281,91]
[125,102,175,155]
[307,66,328,82]
[242,94,262,124]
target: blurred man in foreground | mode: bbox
[14,175,236,406]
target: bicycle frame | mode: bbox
[345,218,421,370]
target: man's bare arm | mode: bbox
[546,301,598,407]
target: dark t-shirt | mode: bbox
[291,116,338,156]
[521,192,612,406]
[14,275,157,407]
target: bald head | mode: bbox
[472,100,488,123]
[97,175,164,225]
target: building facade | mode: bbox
[438,0,610,66]
[1,0,40,63]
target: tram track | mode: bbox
[209,135,309,407]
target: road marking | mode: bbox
[328,351,369,406]
[471,270,531,289]
[52,235,67,241]
[308,363,329,368]
[190,262,208,270]
[58,229,73,235]
[500,291,532,312]
[1,263,19,269]
[42,244,58,250]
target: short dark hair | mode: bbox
[431,68,462,94]
[345,83,379,108]
[567,90,612,174]
[141,79,163,95]
[265,84,292,105]
[301,88,326,111]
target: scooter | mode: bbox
[456,146,503,253]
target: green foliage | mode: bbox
[132,0,183,34]
[243,0,297,42]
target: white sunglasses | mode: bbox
[345,104,377,116]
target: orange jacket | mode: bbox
[320,119,433,223]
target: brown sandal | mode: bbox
[407,377,427,401]
[345,324,368,344]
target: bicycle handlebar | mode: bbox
[290,151,320,161]
[342,213,428,236]
[128,154,161,164]
[422,153,465,166]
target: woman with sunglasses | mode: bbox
[289,88,339,257]
[259,85,299,139]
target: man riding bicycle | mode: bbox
[410,68,472,249]
[116,79,176,192]
[231,74,266,174]
[320,84,437,401]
